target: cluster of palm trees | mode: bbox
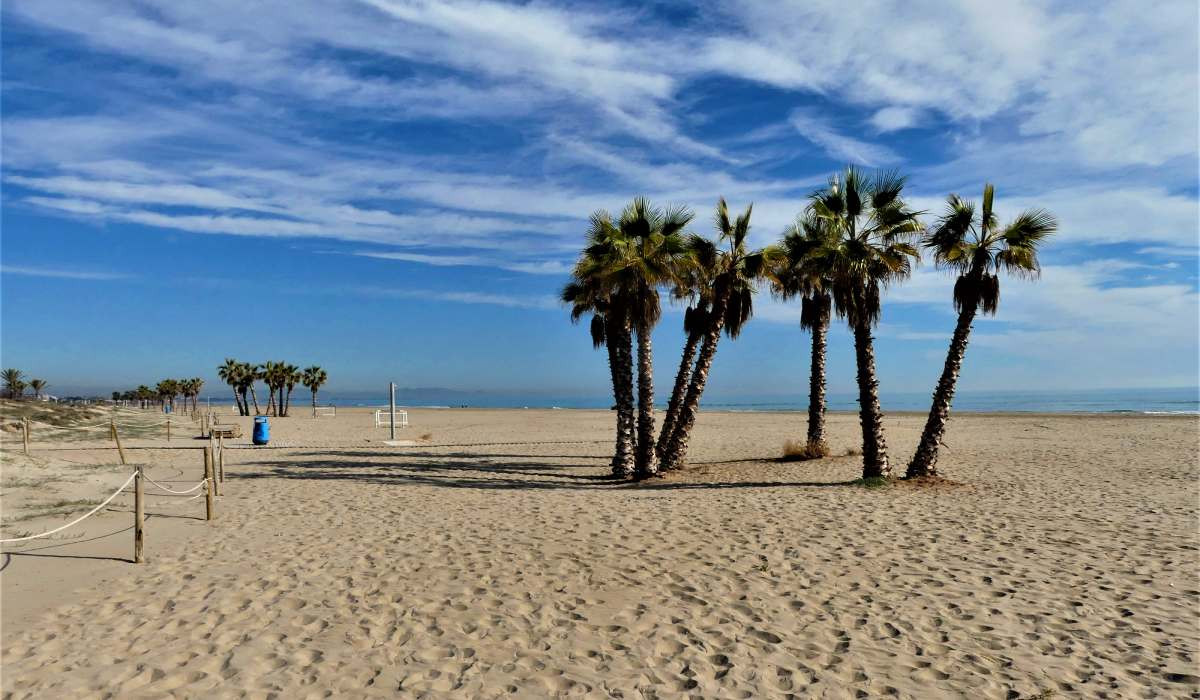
[1,369,47,400]
[217,359,328,417]
[112,378,205,412]
[565,168,1055,481]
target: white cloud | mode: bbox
[871,107,920,132]
[349,285,558,310]
[1,265,130,280]
[789,110,899,166]
[355,251,570,275]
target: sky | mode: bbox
[1,0,1198,400]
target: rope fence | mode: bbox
[0,441,224,562]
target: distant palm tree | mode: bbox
[907,186,1056,478]
[282,364,300,416]
[189,377,205,412]
[29,378,48,401]
[136,385,153,409]
[302,366,328,416]
[218,358,246,415]
[241,362,261,415]
[769,212,837,457]
[2,369,26,400]
[660,199,767,471]
[156,379,179,412]
[807,167,923,478]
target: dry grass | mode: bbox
[2,498,103,525]
[779,439,831,462]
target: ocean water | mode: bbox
[320,387,1199,414]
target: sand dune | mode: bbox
[2,408,1197,698]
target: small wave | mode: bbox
[1143,410,1200,415]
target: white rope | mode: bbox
[0,472,138,544]
[140,474,209,494]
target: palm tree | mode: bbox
[769,212,837,457]
[282,364,300,417]
[571,200,691,478]
[807,167,923,479]
[241,362,261,415]
[136,385,153,409]
[2,369,26,399]
[190,377,205,412]
[218,358,246,415]
[614,199,691,477]
[569,213,638,477]
[302,366,328,416]
[156,379,179,412]
[907,186,1056,478]
[660,199,766,471]
[655,236,717,461]
[29,378,47,401]
[562,275,632,474]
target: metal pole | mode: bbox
[390,382,397,441]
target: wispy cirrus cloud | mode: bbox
[1,264,131,281]
[788,110,899,166]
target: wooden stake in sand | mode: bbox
[218,435,225,483]
[203,446,215,521]
[134,464,144,563]
[166,417,171,442]
[109,418,116,442]
[23,418,31,456]
[113,422,127,465]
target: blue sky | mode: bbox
[2,0,1197,399]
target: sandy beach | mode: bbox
[1,407,1197,698]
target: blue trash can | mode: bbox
[252,416,269,445]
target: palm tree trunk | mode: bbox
[249,385,260,415]
[604,324,623,471]
[634,323,658,478]
[851,311,890,479]
[806,308,830,450]
[907,301,978,478]
[312,390,318,417]
[611,314,637,478]
[656,329,700,461]
[661,291,730,471]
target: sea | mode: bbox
[317,387,1199,415]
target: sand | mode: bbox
[1,407,1197,698]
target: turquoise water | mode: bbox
[321,387,1199,414]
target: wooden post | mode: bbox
[110,418,116,442]
[22,418,31,456]
[113,422,127,465]
[166,417,171,442]
[134,464,144,563]
[210,443,221,496]
[218,435,225,483]
[203,446,215,520]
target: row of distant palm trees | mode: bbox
[217,359,328,417]
[112,378,206,413]
[1,369,48,400]
[564,167,1055,481]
